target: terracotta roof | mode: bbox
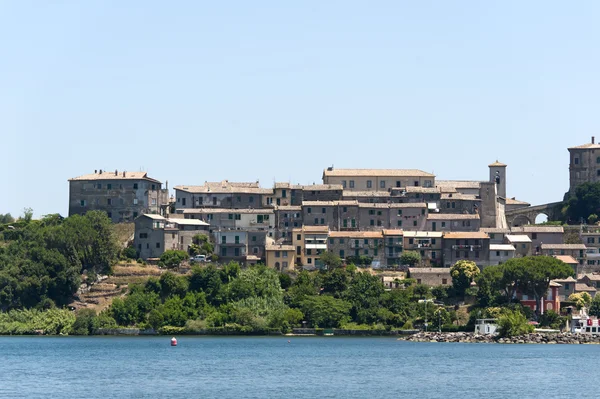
[302,184,343,191]
[552,276,577,283]
[443,232,489,239]
[181,208,273,214]
[174,182,272,194]
[382,229,404,236]
[408,267,451,274]
[553,255,578,264]
[580,273,600,281]
[568,142,600,150]
[403,186,440,194]
[266,244,295,251]
[480,228,511,234]
[505,198,531,205]
[342,191,392,197]
[489,160,507,167]
[542,244,587,250]
[328,231,383,238]
[323,168,434,177]
[302,200,358,207]
[274,205,302,211]
[427,214,480,220]
[512,226,564,233]
[403,231,443,238]
[435,180,482,189]
[69,171,161,184]
[440,193,480,200]
[358,203,427,208]
[575,283,597,292]
[505,234,532,243]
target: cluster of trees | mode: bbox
[563,182,600,224]
[0,213,14,224]
[0,211,120,310]
[105,262,456,333]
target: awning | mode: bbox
[305,244,327,249]
[427,202,438,210]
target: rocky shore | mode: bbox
[401,331,600,344]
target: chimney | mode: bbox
[123,171,126,177]
[593,136,596,144]
[99,169,103,174]
[115,169,118,176]
[94,169,97,173]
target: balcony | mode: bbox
[350,242,364,249]
[451,245,482,250]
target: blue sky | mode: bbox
[1,1,599,218]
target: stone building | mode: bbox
[407,268,452,287]
[568,136,600,193]
[134,214,209,259]
[69,170,168,223]
[442,231,491,268]
[540,244,587,271]
[265,243,296,271]
[327,231,384,265]
[273,205,303,242]
[322,167,435,191]
[511,225,564,251]
[292,226,329,269]
[174,181,273,210]
[403,231,443,267]
[179,208,274,234]
[425,213,481,232]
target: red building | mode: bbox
[516,281,561,314]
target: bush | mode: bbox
[122,246,138,260]
[160,250,188,269]
[401,320,414,330]
[497,310,534,337]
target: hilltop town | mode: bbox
[62,137,600,312]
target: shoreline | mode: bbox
[400,331,600,344]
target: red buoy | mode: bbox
[171,337,177,346]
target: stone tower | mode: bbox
[489,161,507,199]
[568,136,600,193]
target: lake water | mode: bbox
[0,336,596,398]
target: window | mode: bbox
[377,220,382,226]
[133,198,139,205]
[396,181,401,187]
[597,169,600,176]
[151,198,156,206]
[342,180,347,188]
[351,219,356,228]
[490,234,495,239]
[235,214,241,220]
[367,180,372,188]
[282,189,287,198]
[370,219,375,226]
[421,209,425,215]
[107,198,112,205]
[320,218,325,224]
[307,258,312,264]
[343,220,348,228]
[107,212,112,218]
[156,242,160,248]
[97,183,102,189]
[397,221,402,227]
[446,202,450,209]
[275,251,281,258]
[234,248,240,256]
[133,183,138,189]
[414,181,419,187]
[451,202,455,209]
[139,233,148,239]
[442,222,446,228]
[322,207,326,214]
[296,234,301,241]
[532,233,537,239]
[496,251,500,256]
[589,237,596,244]
[349,180,355,188]
[475,251,479,258]
[283,252,288,258]
[456,251,460,258]
[314,218,319,224]
[296,246,301,255]
[597,156,600,164]
[249,196,254,203]
[398,210,402,216]
[133,212,138,218]
[369,209,375,215]
[413,221,417,226]
[228,214,233,220]
[282,261,288,268]
[80,200,86,207]
[221,236,226,244]
[574,158,579,165]
[442,278,447,285]
[107,183,112,190]
[364,249,368,255]
[380,180,386,189]
[235,236,240,244]
[340,250,345,258]
[307,249,312,255]
[307,207,312,214]
[252,236,257,242]
[377,211,382,216]
[432,251,436,259]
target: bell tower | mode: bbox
[489,161,507,198]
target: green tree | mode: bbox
[589,214,599,225]
[400,251,421,267]
[450,260,480,298]
[518,256,573,318]
[321,268,348,296]
[0,213,14,224]
[497,309,534,337]
[563,182,600,223]
[319,251,343,269]
[568,292,592,310]
[159,250,188,269]
[589,295,600,317]
[300,295,351,328]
